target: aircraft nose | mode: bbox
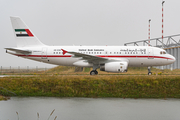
[171,55,176,63]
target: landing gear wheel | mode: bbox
[90,71,95,75]
[95,70,98,75]
[148,72,152,75]
[147,67,152,75]
[90,70,98,75]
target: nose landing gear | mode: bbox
[148,67,152,75]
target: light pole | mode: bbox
[148,19,151,46]
[162,1,165,70]
[162,1,165,48]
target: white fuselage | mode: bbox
[8,46,175,67]
[7,17,176,75]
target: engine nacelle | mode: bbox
[100,62,128,73]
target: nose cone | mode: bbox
[171,55,176,63]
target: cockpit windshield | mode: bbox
[160,51,166,54]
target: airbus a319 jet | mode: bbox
[5,17,176,75]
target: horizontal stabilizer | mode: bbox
[5,48,32,54]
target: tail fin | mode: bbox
[10,16,45,47]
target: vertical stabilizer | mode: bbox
[10,16,45,47]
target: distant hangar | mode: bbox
[124,34,180,69]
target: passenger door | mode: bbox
[41,47,47,59]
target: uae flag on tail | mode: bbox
[15,29,34,37]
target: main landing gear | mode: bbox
[90,64,99,75]
[90,70,98,75]
[148,66,152,75]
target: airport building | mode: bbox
[124,34,180,69]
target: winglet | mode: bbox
[61,49,68,55]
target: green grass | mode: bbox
[1,66,180,76]
[0,95,4,100]
[44,66,180,75]
[1,66,180,99]
[0,95,9,101]
[84,67,90,72]
[1,75,180,98]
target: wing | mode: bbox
[5,48,32,54]
[61,49,108,64]
[61,49,129,65]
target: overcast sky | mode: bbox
[1,0,180,68]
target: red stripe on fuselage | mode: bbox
[14,54,173,60]
[96,55,173,60]
[15,55,72,57]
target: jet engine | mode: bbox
[100,62,128,73]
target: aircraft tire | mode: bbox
[95,70,98,75]
[90,70,98,75]
[148,72,152,75]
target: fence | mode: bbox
[0,66,51,73]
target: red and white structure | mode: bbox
[148,19,151,46]
[162,1,165,48]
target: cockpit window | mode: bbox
[163,51,166,54]
[160,51,166,54]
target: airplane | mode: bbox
[5,16,176,75]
